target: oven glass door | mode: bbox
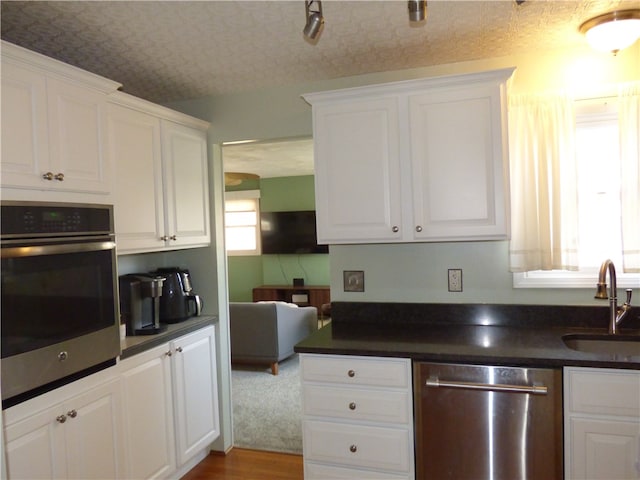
[1,238,117,359]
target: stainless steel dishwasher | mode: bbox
[414,362,563,479]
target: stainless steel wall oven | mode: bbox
[1,201,120,408]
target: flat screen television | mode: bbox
[260,210,328,254]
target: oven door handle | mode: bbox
[1,240,116,258]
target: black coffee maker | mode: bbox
[151,267,202,323]
[119,274,166,335]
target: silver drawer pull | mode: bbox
[349,444,357,453]
[56,415,67,424]
[348,402,356,410]
[426,377,547,395]
[347,369,355,378]
[67,409,77,418]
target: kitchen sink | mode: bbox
[562,333,640,357]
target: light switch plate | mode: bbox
[344,270,365,292]
[448,269,462,292]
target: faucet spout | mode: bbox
[595,259,633,334]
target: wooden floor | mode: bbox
[181,448,303,480]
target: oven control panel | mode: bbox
[1,202,113,236]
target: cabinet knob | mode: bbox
[54,172,65,181]
[43,172,54,181]
[349,444,358,453]
[348,402,356,410]
[415,225,423,232]
[160,236,169,241]
[58,351,68,362]
[169,235,177,241]
[67,409,77,418]
[392,226,399,233]
[176,346,183,353]
[165,350,173,357]
[347,369,355,378]
[56,415,67,424]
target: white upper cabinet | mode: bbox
[304,68,514,244]
[1,41,121,199]
[107,92,210,254]
[311,96,403,242]
[161,119,211,250]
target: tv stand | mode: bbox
[252,285,330,313]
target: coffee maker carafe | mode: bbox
[119,274,166,335]
[151,267,203,323]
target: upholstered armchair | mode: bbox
[229,302,317,375]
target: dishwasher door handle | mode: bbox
[425,377,548,395]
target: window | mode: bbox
[514,98,638,288]
[225,190,261,256]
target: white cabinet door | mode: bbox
[408,82,509,240]
[569,417,640,480]
[161,120,210,249]
[1,63,110,194]
[120,344,176,479]
[171,326,220,466]
[0,62,51,190]
[63,379,124,479]
[4,404,67,479]
[4,377,123,480]
[108,103,166,252]
[565,367,640,480]
[312,97,403,243]
[46,77,110,194]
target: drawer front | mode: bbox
[566,368,640,417]
[301,354,410,388]
[305,461,410,479]
[303,420,411,473]
[303,384,410,424]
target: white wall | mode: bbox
[163,42,640,453]
[168,43,639,307]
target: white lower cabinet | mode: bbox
[120,344,176,479]
[300,354,414,479]
[3,325,220,480]
[564,367,640,480]
[119,325,220,479]
[3,370,124,479]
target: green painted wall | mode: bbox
[226,175,330,301]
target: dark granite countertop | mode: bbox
[120,315,217,359]
[294,302,640,369]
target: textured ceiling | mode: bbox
[2,0,637,177]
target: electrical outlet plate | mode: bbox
[448,269,463,292]
[344,270,365,292]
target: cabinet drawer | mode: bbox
[301,354,410,388]
[303,420,411,473]
[305,461,409,479]
[566,368,640,417]
[303,384,410,424]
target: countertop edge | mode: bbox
[119,315,217,359]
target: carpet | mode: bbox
[232,354,303,454]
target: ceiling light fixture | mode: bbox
[579,9,640,55]
[303,0,324,41]
[224,172,260,187]
[408,0,427,23]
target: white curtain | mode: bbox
[618,82,640,273]
[508,92,579,272]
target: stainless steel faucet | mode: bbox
[595,259,633,334]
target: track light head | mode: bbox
[303,1,324,41]
[408,0,427,22]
